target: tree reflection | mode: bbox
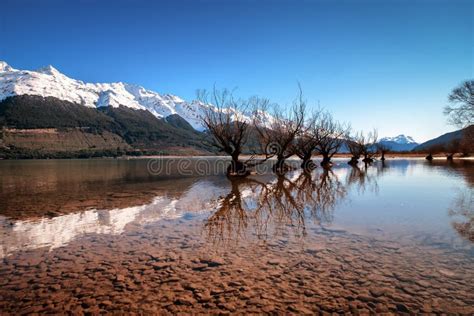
[345,164,380,194]
[448,188,474,243]
[205,169,347,245]
[424,160,473,243]
[427,160,474,187]
[204,177,259,244]
[308,169,346,220]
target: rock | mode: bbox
[183,282,201,291]
[357,294,374,302]
[192,263,209,271]
[49,284,61,291]
[195,292,212,303]
[217,302,236,311]
[81,298,96,308]
[415,279,431,288]
[369,288,387,297]
[262,305,275,313]
[438,269,455,277]
[115,274,126,282]
[396,303,410,313]
[175,296,196,306]
[200,256,225,267]
[306,244,326,254]
[267,259,283,266]
[152,262,171,270]
[375,304,389,312]
[288,305,313,314]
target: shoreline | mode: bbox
[1,154,473,161]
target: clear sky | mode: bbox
[1,0,472,142]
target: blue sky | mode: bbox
[1,0,472,142]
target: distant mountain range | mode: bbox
[413,125,473,152]
[378,135,419,152]
[0,61,470,158]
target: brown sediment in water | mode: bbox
[0,159,473,314]
[0,218,472,314]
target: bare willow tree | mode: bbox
[376,143,390,161]
[253,88,306,173]
[348,129,378,164]
[198,88,268,176]
[347,131,364,165]
[313,111,349,167]
[444,80,474,157]
[459,125,474,156]
[293,110,321,171]
[444,80,474,128]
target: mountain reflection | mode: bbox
[205,169,347,245]
[0,180,227,258]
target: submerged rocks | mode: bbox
[199,256,225,267]
[0,219,473,314]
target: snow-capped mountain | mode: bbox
[378,134,419,151]
[380,135,417,144]
[0,61,245,130]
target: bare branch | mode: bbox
[444,80,474,128]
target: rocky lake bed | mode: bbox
[0,158,473,314]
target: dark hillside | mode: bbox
[0,95,216,157]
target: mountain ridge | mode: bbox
[0,61,220,131]
[413,125,473,152]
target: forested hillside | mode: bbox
[0,95,216,158]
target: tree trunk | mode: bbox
[348,156,359,165]
[362,153,373,163]
[320,155,331,167]
[301,153,316,171]
[273,156,287,173]
[381,152,386,161]
[227,154,249,177]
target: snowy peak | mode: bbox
[378,134,419,152]
[380,134,417,144]
[36,65,61,76]
[0,61,14,72]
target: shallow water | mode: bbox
[0,158,473,314]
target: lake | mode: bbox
[0,158,473,314]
